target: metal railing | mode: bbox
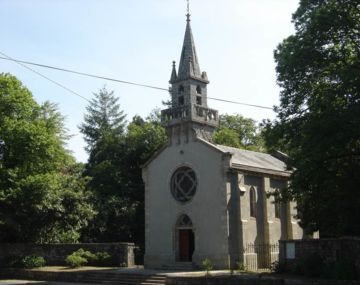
[241,243,279,271]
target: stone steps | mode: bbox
[159,262,197,271]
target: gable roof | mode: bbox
[215,144,291,177]
[142,137,291,178]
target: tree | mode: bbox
[79,87,129,242]
[213,114,265,152]
[80,99,167,245]
[0,73,94,242]
[79,87,126,152]
[265,1,360,236]
[122,110,167,245]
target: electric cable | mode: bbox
[0,53,274,110]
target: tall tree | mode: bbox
[0,73,94,242]
[80,100,167,244]
[213,114,265,152]
[79,87,127,197]
[79,87,126,152]
[265,0,360,236]
[79,87,130,242]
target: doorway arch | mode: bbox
[175,214,195,262]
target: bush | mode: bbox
[65,254,87,268]
[65,248,113,267]
[72,248,96,263]
[93,252,112,266]
[21,255,46,268]
[236,261,246,271]
[270,260,289,274]
[202,258,213,275]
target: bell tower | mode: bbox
[161,11,219,143]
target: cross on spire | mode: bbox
[186,0,190,22]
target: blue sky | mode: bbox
[0,0,299,162]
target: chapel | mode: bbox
[142,12,304,270]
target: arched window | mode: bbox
[250,186,257,218]
[176,214,193,227]
[196,85,201,94]
[178,85,184,93]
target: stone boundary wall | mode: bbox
[166,276,283,285]
[279,237,360,270]
[0,242,135,267]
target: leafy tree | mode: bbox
[0,73,94,242]
[80,100,167,245]
[264,0,360,236]
[213,114,265,151]
[122,110,167,245]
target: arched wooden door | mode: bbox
[176,214,195,262]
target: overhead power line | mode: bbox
[207,97,273,110]
[0,54,168,92]
[0,54,274,110]
[0,51,91,103]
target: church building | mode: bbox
[142,12,303,270]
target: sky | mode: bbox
[0,0,300,162]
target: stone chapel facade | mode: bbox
[142,14,303,270]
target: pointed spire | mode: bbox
[169,61,177,83]
[177,12,202,80]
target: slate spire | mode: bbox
[169,61,177,83]
[177,13,202,80]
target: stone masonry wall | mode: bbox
[0,242,135,267]
[279,237,360,272]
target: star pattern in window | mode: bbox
[171,167,197,203]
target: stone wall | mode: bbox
[279,237,360,271]
[0,242,135,267]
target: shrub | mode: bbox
[65,248,113,267]
[270,260,289,274]
[65,248,93,268]
[93,252,112,266]
[202,258,213,275]
[21,255,46,268]
[72,248,96,263]
[236,261,246,271]
[65,254,87,268]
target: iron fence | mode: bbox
[240,243,279,271]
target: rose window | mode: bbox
[171,167,197,203]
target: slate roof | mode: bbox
[177,15,202,80]
[215,144,290,175]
